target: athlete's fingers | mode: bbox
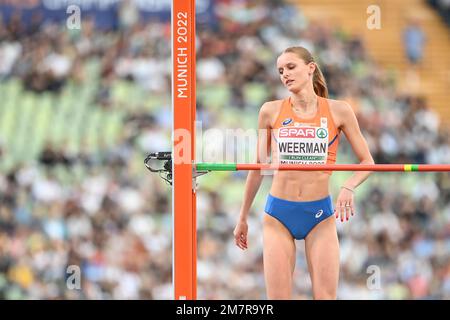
[234,231,242,248]
[239,234,246,246]
[337,201,341,221]
[339,201,345,222]
[237,239,244,250]
[343,201,347,222]
[236,233,247,250]
[335,199,343,219]
[234,237,241,248]
[345,203,351,221]
[234,236,240,248]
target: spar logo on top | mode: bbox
[279,127,328,139]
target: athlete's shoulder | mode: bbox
[324,98,355,129]
[261,99,283,111]
[325,98,355,119]
[259,99,283,117]
[324,98,353,112]
[258,99,284,128]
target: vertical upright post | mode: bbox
[190,0,197,300]
[172,0,196,300]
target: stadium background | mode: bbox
[0,0,449,299]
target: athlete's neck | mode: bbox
[290,88,317,114]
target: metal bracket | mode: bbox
[145,152,210,189]
[144,152,173,185]
[192,165,209,191]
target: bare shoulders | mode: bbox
[260,99,283,128]
[260,99,283,115]
[324,98,354,129]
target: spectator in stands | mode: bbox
[403,18,426,65]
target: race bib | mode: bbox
[277,117,329,165]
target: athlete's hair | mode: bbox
[283,46,328,98]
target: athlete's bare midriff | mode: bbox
[270,170,330,201]
[267,98,337,202]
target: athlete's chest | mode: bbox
[272,117,331,165]
[270,99,341,131]
[272,100,336,164]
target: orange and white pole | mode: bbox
[172,0,196,300]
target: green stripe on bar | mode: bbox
[196,163,237,171]
[404,164,419,172]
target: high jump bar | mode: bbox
[196,163,450,172]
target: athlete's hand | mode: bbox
[233,219,248,250]
[335,187,355,222]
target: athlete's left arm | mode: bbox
[334,101,375,222]
[339,101,375,175]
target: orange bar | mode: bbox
[172,0,196,300]
[235,164,450,171]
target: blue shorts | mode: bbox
[264,194,334,240]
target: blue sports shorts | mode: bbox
[264,193,334,240]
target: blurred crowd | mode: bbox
[0,0,450,299]
[428,0,450,26]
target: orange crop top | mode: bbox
[271,96,340,174]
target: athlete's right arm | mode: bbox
[234,102,272,249]
[237,102,272,221]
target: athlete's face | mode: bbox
[277,52,315,93]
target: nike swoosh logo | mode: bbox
[315,210,323,218]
